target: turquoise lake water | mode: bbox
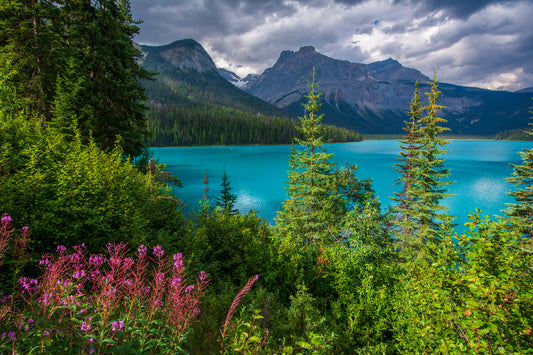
[152,140,533,230]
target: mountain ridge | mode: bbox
[228,46,531,135]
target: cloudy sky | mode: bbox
[130,0,533,92]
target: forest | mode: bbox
[0,1,532,354]
[142,78,362,146]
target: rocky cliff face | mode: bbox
[140,39,217,73]
[239,47,532,135]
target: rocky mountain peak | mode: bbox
[368,57,428,83]
[298,46,316,54]
[141,38,217,73]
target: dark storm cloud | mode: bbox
[131,0,533,91]
[406,0,506,19]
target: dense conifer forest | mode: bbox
[0,1,531,354]
[142,77,362,146]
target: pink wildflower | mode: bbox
[1,214,12,224]
[111,320,125,332]
[81,321,91,332]
[137,245,147,256]
[153,245,164,257]
[123,257,134,269]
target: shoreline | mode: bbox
[147,135,533,148]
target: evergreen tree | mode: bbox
[506,114,533,247]
[215,170,238,215]
[0,0,63,118]
[414,69,453,243]
[392,81,423,248]
[392,70,453,253]
[275,70,339,244]
[53,0,152,156]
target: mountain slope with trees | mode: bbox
[138,39,362,146]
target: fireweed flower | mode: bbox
[1,214,12,224]
[170,277,181,287]
[88,254,106,267]
[137,245,147,256]
[56,245,67,254]
[185,285,194,293]
[153,245,164,257]
[173,253,183,268]
[123,257,134,269]
[39,255,51,267]
[73,243,86,251]
[81,321,91,332]
[73,270,86,279]
[21,226,29,231]
[18,277,39,293]
[199,271,207,281]
[111,320,125,332]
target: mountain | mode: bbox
[218,68,240,82]
[136,39,361,146]
[236,46,532,135]
[515,87,533,93]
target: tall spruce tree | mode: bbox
[392,81,423,248]
[53,0,152,156]
[275,70,341,244]
[392,70,453,252]
[505,115,533,247]
[0,0,63,118]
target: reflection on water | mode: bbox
[152,140,533,231]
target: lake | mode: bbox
[152,140,533,230]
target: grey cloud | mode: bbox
[131,0,533,90]
[406,0,510,19]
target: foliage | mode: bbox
[220,275,259,353]
[326,201,398,353]
[392,81,423,245]
[0,107,183,256]
[226,308,269,354]
[393,211,532,353]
